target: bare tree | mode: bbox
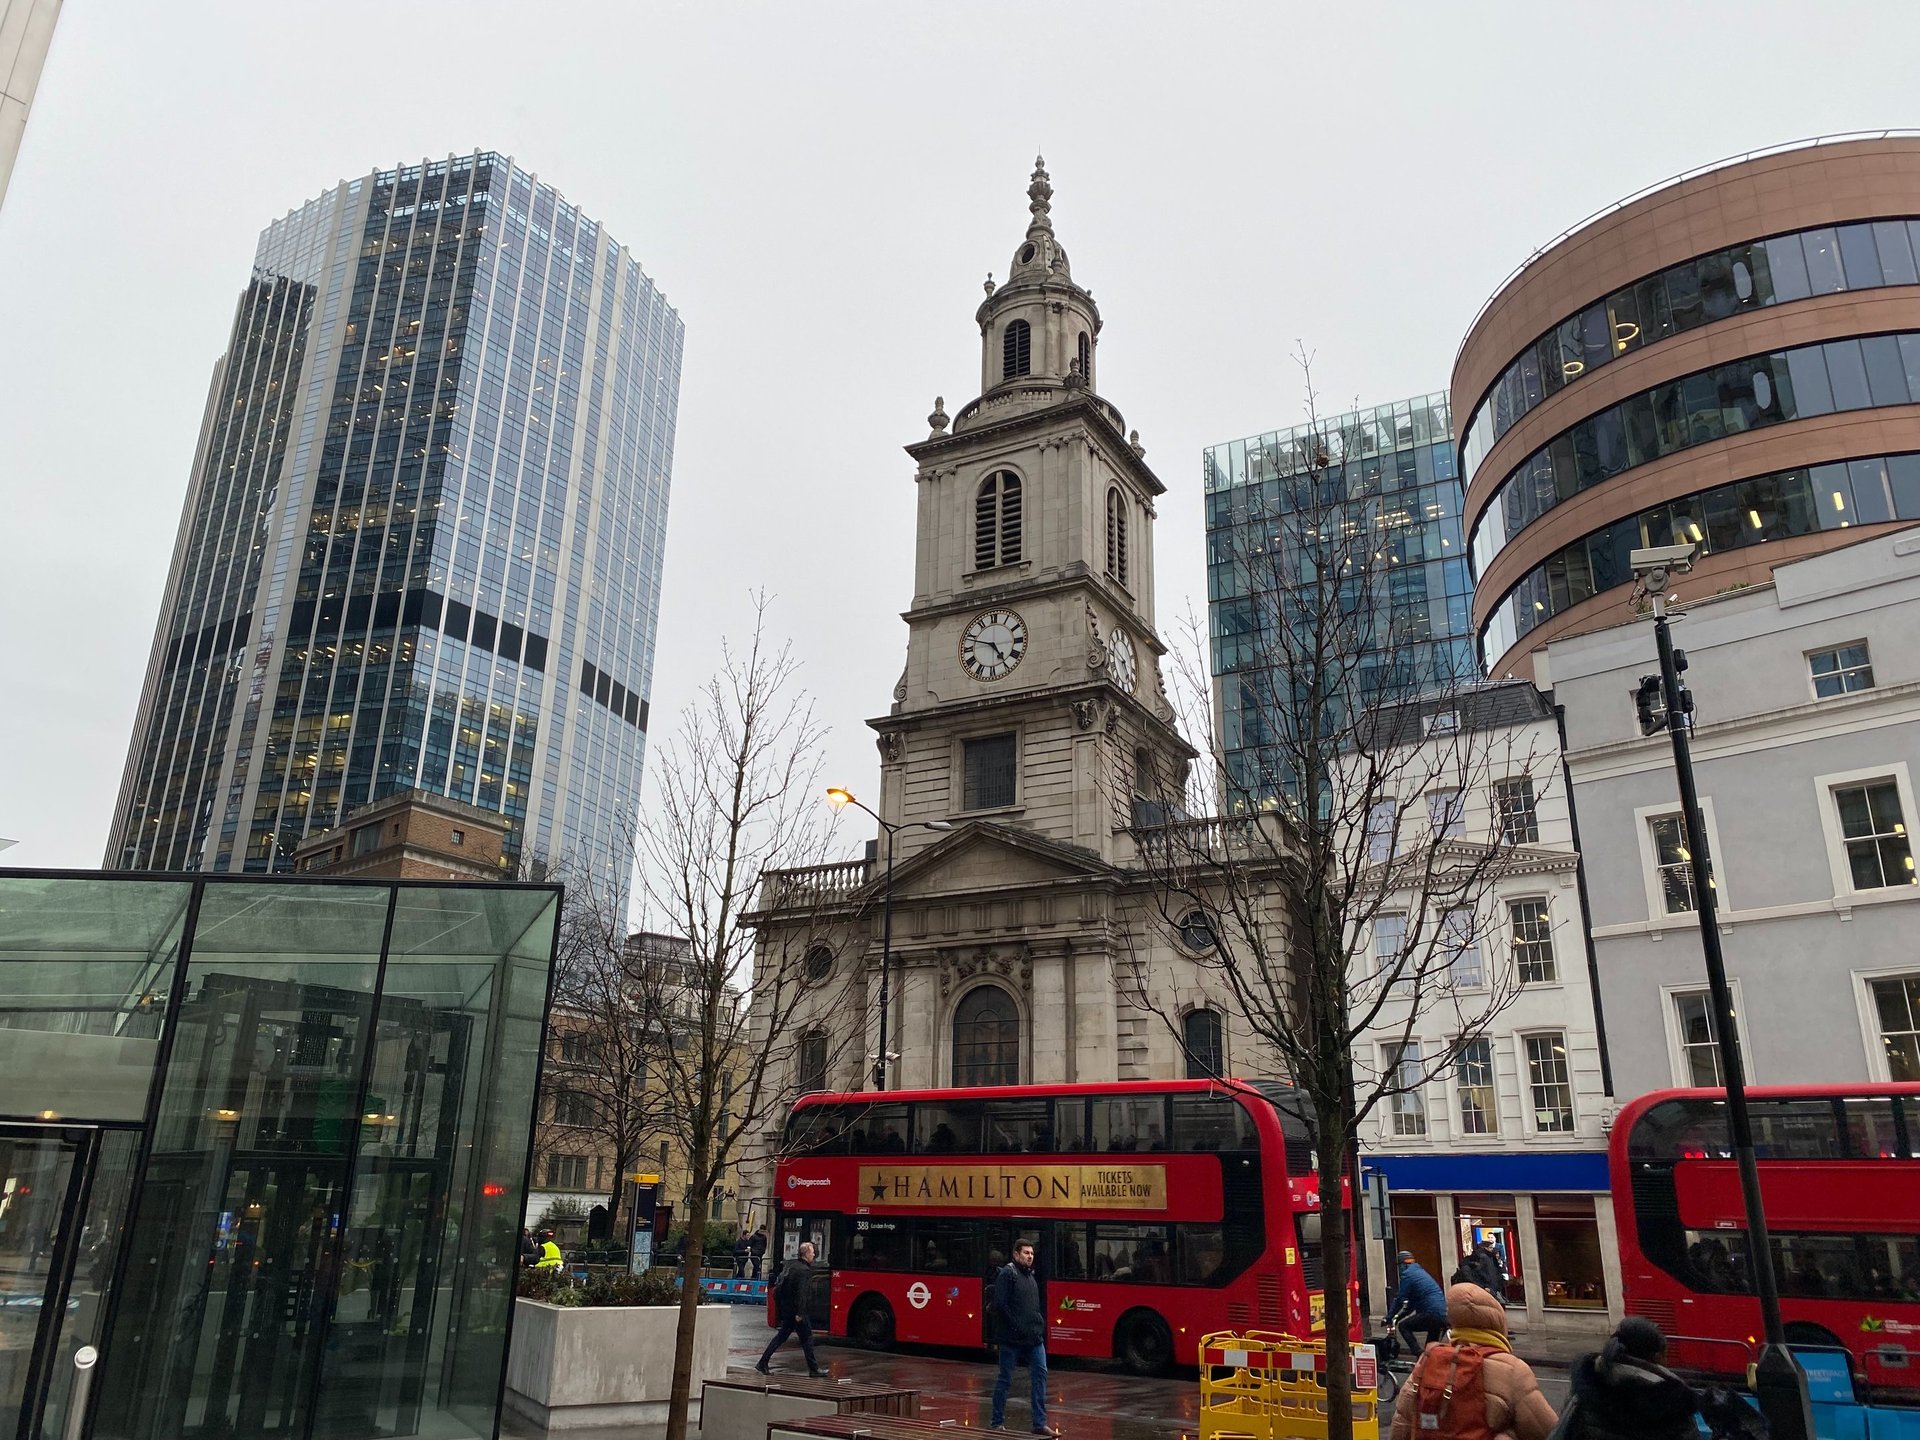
[530,867,666,1236]
[1129,358,1555,1440]
[626,595,862,1440]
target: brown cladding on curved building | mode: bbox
[1453,135,1920,678]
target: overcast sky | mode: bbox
[3,2,1918,868]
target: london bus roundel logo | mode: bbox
[906,1281,931,1310]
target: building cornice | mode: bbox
[906,392,1165,497]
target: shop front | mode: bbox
[0,872,558,1440]
[1364,1151,1621,1342]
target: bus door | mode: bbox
[779,1213,833,1331]
[979,1219,1047,1344]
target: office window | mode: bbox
[1386,1041,1426,1136]
[1441,908,1484,988]
[1648,814,1698,913]
[1456,1037,1498,1135]
[450,828,465,845]
[1494,778,1539,844]
[1833,780,1916,890]
[1365,800,1397,863]
[1428,789,1465,840]
[552,1089,595,1127]
[1673,991,1724,1086]
[1509,898,1556,984]
[961,732,1017,810]
[1373,912,1408,993]
[1809,642,1874,698]
[1870,975,1920,1081]
[1525,1034,1575,1133]
[544,1154,587,1190]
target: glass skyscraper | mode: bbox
[107,152,682,890]
[1204,392,1473,805]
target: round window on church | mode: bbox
[804,945,834,983]
[1020,242,1036,263]
[1176,910,1217,953]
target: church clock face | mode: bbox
[1107,629,1138,693]
[961,609,1027,681]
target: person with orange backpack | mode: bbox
[1388,1284,1558,1440]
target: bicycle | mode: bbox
[1370,1308,1419,1408]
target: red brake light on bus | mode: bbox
[482,1182,507,1197]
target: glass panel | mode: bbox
[1861,336,1912,406]
[1170,1096,1254,1152]
[1749,1098,1844,1158]
[1889,455,1920,518]
[912,1220,976,1274]
[37,1128,141,1440]
[1826,340,1873,410]
[983,1099,1051,1153]
[1849,458,1894,524]
[1090,1223,1173,1282]
[1838,224,1884,287]
[96,883,389,1440]
[0,876,185,1122]
[1766,233,1811,301]
[846,1217,909,1270]
[315,885,556,1440]
[847,1103,911,1152]
[1803,228,1845,292]
[1092,1097,1165,1153]
[1536,1196,1607,1310]
[0,1134,79,1440]
[1875,221,1919,286]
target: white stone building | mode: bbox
[744,161,1289,1197]
[1350,682,1621,1343]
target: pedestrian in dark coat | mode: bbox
[756,1241,823,1377]
[748,1226,768,1280]
[989,1238,1058,1436]
[1557,1317,1700,1440]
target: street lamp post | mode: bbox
[826,788,951,1091]
[1629,546,1812,1440]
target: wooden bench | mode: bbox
[698,1372,918,1440]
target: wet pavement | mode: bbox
[730,1308,1573,1439]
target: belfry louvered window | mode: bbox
[1106,486,1128,584]
[1002,319,1032,379]
[1077,331,1091,381]
[975,471,1023,569]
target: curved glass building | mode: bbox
[106,152,682,893]
[1455,135,1920,677]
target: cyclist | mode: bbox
[1389,1250,1449,1355]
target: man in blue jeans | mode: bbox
[990,1239,1059,1436]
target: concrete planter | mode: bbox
[506,1299,731,1430]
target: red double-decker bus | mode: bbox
[1611,1083,1920,1394]
[768,1079,1352,1373]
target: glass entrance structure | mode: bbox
[0,872,559,1440]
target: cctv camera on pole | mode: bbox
[1627,545,1812,1440]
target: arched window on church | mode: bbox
[1077,331,1092,383]
[1002,319,1032,380]
[1183,1008,1224,1080]
[1106,486,1128,585]
[975,471,1023,570]
[952,984,1020,1087]
[796,1029,829,1095]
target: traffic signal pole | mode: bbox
[1645,589,1812,1440]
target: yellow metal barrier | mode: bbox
[1197,1331,1379,1440]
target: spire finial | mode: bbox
[1027,154,1053,236]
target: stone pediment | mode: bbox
[880,822,1116,901]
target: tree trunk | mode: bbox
[664,1199,708,1440]
[1317,1093,1356,1440]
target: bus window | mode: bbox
[1053,1097,1090,1152]
[1749,1100,1844,1159]
[847,1219,910,1271]
[1094,1096,1167,1153]
[1178,1224,1227,1285]
[986,1099,1051,1153]
[848,1103,911,1153]
[1628,1098,1728,1160]
[1863,1234,1920,1298]
[1682,1231,1749,1293]
[786,1107,848,1154]
[1092,1223,1173,1282]
[1052,1226,1087,1280]
[1172,1096,1255,1151]
[915,1102,983,1153]
[914,1221,977,1274]
[1776,1233,1863,1298]
[1842,1097,1905,1158]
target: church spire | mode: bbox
[1027,154,1053,240]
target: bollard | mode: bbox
[62,1346,99,1440]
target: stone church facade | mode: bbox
[744,161,1286,1196]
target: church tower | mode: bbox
[875,157,1191,864]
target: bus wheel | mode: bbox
[1117,1309,1174,1376]
[849,1294,895,1351]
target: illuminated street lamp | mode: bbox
[826,788,952,1090]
